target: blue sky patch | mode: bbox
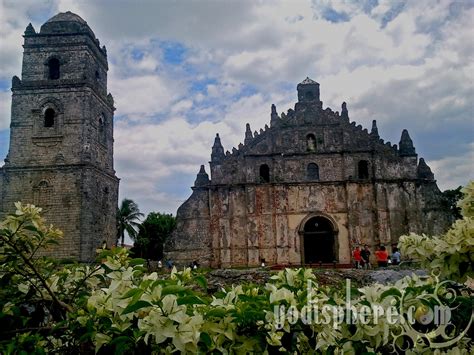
[161,41,187,65]
[322,7,350,23]
[0,130,9,161]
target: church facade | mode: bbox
[166,78,451,267]
[0,12,119,261]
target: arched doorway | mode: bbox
[302,216,336,264]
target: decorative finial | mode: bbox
[270,104,279,127]
[24,23,36,36]
[370,120,379,138]
[194,165,210,187]
[211,133,225,162]
[244,123,252,145]
[399,129,416,156]
[417,158,434,180]
[341,102,348,120]
[11,75,21,88]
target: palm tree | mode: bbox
[117,198,144,247]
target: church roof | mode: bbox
[298,77,319,85]
[45,11,87,24]
[40,11,95,37]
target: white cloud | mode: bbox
[0,91,11,130]
[0,0,472,216]
[111,74,177,120]
[430,143,474,191]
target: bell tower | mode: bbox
[0,12,119,261]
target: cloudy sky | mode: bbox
[0,0,473,217]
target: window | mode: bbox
[259,164,270,183]
[307,163,319,180]
[48,58,60,80]
[95,70,100,80]
[305,91,314,100]
[307,134,316,152]
[99,115,106,145]
[358,160,369,179]
[44,108,55,127]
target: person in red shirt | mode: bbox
[375,245,389,267]
[352,246,362,269]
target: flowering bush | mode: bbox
[0,184,473,354]
[399,181,474,282]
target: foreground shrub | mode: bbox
[1,185,473,353]
[399,181,474,282]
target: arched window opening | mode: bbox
[307,163,319,180]
[305,91,314,100]
[48,58,60,80]
[306,134,316,152]
[95,70,100,80]
[358,160,369,179]
[38,180,49,188]
[44,108,55,127]
[99,115,106,145]
[259,164,270,183]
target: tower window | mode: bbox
[259,164,270,183]
[305,91,314,100]
[99,115,106,145]
[44,108,55,127]
[307,163,319,180]
[307,134,316,152]
[48,58,60,80]
[358,160,369,179]
[95,70,100,80]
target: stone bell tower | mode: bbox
[0,12,119,261]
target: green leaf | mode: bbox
[161,285,187,296]
[206,308,227,318]
[195,275,208,290]
[177,295,207,306]
[122,300,152,315]
[129,256,146,265]
[200,332,212,348]
[23,225,38,232]
[380,288,402,300]
[121,288,143,300]
[109,336,132,345]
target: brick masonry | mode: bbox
[165,78,452,268]
[0,12,119,261]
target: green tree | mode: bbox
[132,212,176,261]
[442,185,463,219]
[117,198,143,247]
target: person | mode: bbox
[165,259,173,270]
[391,247,401,266]
[375,245,389,267]
[360,245,371,269]
[352,246,362,269]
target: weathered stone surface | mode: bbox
[165,79,452,268]
[0,12,119,261]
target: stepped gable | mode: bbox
[211,78,405,162]
[167,77,451,268]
